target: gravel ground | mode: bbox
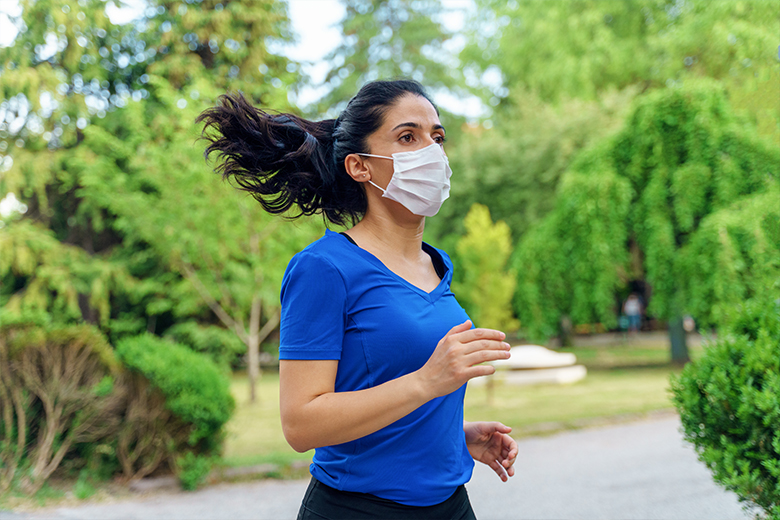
[5,414,753,520]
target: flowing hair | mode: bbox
[197,79,437,227]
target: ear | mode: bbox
[344,154,371,183]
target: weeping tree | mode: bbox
[512,81,779,362]
[681,188,780,329]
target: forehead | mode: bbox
[380,94,441,129]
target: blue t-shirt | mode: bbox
[279,228,474,506]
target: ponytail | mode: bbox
[197,80,436,226]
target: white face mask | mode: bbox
[358,143,452,217]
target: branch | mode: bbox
[256,309,281,346]
[196,237,239,313]
[179,262,249,344]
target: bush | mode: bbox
[175,452,214,491]
[671,296,780,518]
[0,314,236,493]
[0,313,125,494]
[115,334,235,488]
[162,321,244,370]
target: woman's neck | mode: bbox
[348,209,425,260]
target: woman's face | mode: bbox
[360,94,446,196]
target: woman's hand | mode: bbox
[416,320,510,399]
[464,421,518,482]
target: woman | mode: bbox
[199,79,518,519]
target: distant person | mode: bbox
[199,79,517,519]
[623,294,643,333]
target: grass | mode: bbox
[223,336,705,464]
[222,372,312,469]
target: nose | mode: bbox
[421,135,438,148]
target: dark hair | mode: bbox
[196,79,437,227]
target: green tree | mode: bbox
[87,79,321,400]
[452,203,518,333]
[513,81,779,362]
[0,0,310,402]
[681,188,780,329]
[463,0,778,111]
[433,0,779,253]
[313,0,461,114]
[427,87,636,247]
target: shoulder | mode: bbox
[283,230,353,283]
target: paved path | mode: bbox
[7,415,753,520]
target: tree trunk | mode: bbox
[247,296,261,403]
[559,315,573,348]
[668,316,690,365]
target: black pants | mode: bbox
[297,477,478,520]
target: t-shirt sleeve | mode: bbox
[279,251,346,360]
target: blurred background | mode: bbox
[0,0,778,508]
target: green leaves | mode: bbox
[671,295,780,516]
[115,333,235,448]
[512,80,780,343]
[452,203,518,333]
[464,0,779,108]
[316,0,458,115]
[512,169,631,340]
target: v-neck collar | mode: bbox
[328,229,450,301]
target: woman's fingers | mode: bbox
[490,458,509,482]
[462,338,511,356]
[445,320,474,337]
[451,326,506,345]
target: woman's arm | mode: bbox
[280,320,510,452]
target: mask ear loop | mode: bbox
[356,153,392,194]
[367,180,386,194]
[357,153,392,160]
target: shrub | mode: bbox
[115,334,235,488]
[671,296,780,518]
[175,452,214,491]
[114,371,178,481]
[162,321,244,370]
[0,313,125,494]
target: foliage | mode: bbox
[163,321,245,370]
[452,203,518,333]
[0,315,124,494]
[433,0,779,255]
[512,81,779,355]
[115,334,235,458]
[175,452,214,491]
[0,0,319,404]
[0,219,138,326]
[463,0,779,113]
[114,370,176,482]
[512,167,632,341]
[429,86,636,256]
[314,0,460,115]
[681,188,780,329]
[670,295,780,518]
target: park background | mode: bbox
[0,0,779,516]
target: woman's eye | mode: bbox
[400,134,413,143]
[434,135,447,145]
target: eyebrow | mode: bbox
[391,122,446,133]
